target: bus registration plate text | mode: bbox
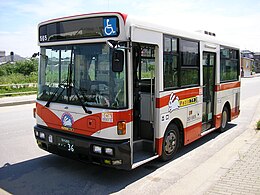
[57,137,74,152]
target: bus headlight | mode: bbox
[93,145,102,154]
[48,135,53,143]
[105,147,113,156]
[39,132,45,139]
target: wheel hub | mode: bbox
[165,132,176,154]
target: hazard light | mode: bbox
[117,121,126,135]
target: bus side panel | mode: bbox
[155,87,202,154]
[214,81,240,128]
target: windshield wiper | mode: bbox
[45,47,92,114]
[67,47,92,114]
[45,82,92,114]
[45,80,67,107]
[71,86,92,114]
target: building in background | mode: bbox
[241,50,254,77]
[0,51,25,65]
[0,51,5,58]
[253,52,260,73]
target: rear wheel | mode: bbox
[219,107,229,133]
[160,124,180,161]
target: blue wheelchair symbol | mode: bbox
[103,18,117,36]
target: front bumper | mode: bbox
[34,125,131,170]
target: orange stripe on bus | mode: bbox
[215,81,240,91]
[231,106,240,120]
[183,122,202,145]
[155,137,163,156]
[36,102,133,137]
[156,88,200,108]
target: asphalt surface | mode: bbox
[0,76,260,194]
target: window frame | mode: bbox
[163,34,200,90]
[220,46,240,83]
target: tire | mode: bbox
[160,123,180,161]
[219,107,229,133]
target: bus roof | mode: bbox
[126,15,239,49]
[39,12,239,49]
[39,12,128,25]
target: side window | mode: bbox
[163,36,199,90]
[220,47,239,82]
[140,46,155,79]
[180,39,199,86]
[163,36,178,89]
[136,44,156,92]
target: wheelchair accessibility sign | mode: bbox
[103,18,117,36]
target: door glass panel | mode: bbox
[202,52,215,126]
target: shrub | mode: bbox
[0,59,38,85]
[0,58,38,76]
[15,59,38,76]
[257,120,260,130]
[0,73,38,84]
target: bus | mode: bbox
[33,12,240,170]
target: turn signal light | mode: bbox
[117,121,126,135]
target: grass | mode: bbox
[0,73,37,84]
[0,60,38,97]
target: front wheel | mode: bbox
[160,124,180,161]
[219,107,229,133]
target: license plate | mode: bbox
[57,137,75,152]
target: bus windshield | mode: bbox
[38,43,127,109]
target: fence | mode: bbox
[0,83,37,96]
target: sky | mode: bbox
[0,0,260,57]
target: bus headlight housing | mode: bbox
[105,147,113,156]
[93,145,102,154]
[39,132,45,139]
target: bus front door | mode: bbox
[132,43,157,167]
[202,52,216,131]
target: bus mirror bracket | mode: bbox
[106,40,118,48]
[106,39,130,50]
[32,52,39,58]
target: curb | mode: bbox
[0,100,35,107]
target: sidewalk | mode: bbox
[206,133,260,195]
[0,94,36,107]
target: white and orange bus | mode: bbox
[34,12,240,170]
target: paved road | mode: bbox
[0,77,260,195]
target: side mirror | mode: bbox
[112,50,124,72]
[32,52,39,58]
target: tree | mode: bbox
[15,59,38,76]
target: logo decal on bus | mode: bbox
[103,18,117,36]
[168,93,180,112]
[179,97,197,107]
[61,112,74,128]
[102,112,113,123]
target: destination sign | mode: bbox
[39,16,119,43]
